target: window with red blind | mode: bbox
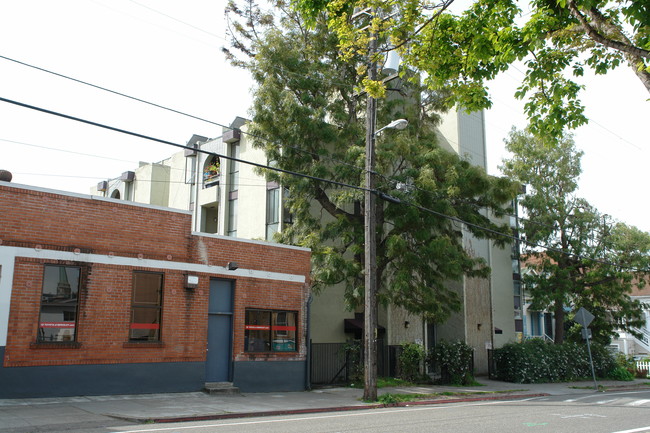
[244,309,297,352]
[130,272,163,341]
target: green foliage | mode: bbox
[502,128,650,344]
[492,339,617,383]
[377,393,422,404]
[397,342,426,382]
[376,377,412,388]
[429,340,474,385]
[292,0,649,138]
[343,340,364,385]
[607,366,635,381]
[225,0,519,321]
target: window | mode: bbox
[38,265,81,342]
[266,187,280,240]
[228,143,240,193]
[244,309,297,352]
[227,143,239,237]
[203,156,220,187]
[227,198,238,237]
[130,272,163,341]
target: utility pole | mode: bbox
[363,13,379,402]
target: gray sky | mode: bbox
[1,0,648,231]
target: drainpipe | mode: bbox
[193,142,202,233]
[305,293,313,390]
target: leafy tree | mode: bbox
[293,0,649,137]
[224,0,518,322]
[501,128,650,344]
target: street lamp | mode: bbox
[361,5,407,402]
[364,107,408,402]
[375,119,408,135]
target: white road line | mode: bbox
[111,399,529,433]
[627,399,650,407]
[610,427,650,433]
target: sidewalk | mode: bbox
[1,378,649,432]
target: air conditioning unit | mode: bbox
[97,181,108,192]
[120,171,135,182]
[222,129,241,143]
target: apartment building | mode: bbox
[91,112,519,375]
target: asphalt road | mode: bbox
[106,391,650,433]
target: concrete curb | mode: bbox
[143,393,551,424]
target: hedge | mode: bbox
[492,339,617,383]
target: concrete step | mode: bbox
[204,382,240,395]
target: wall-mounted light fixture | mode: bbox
[226,262,239,271]
[184,274,199,289]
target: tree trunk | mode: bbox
[554,300,565,344]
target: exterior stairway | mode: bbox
[632,326,650,354]
[204,382,240,395]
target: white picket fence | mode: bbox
[637,361,650,377]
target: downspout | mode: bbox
[305,292,313,390]
[193,142,202,233]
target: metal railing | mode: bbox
[310,340,393,385]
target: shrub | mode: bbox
[608,366,634,381]
[397,342,426,382]
[492,340,618,383]
[342,340,364,385]
[429,340,474,385]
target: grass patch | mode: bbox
[436,378,485,387]
[369,389,527,404]
[350,377,415,389]
[377,377,414,388]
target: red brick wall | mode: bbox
[190,235,311,277]
[0,185,191,261]
[1,184,310,367]
[5,259,209,367]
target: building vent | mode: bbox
[120,171,135,182]
[222,129,241,143]
[0,170,12,182]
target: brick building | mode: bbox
[0,182,310,398]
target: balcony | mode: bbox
[198,184,220,207]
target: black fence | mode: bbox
[310,340,401,385]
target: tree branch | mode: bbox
[314,186,357,221]
[566,1,650,60]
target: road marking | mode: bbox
[557,413,606,419]
[628,400,650,407]
[596,399,618,405]
[611,427,650,433]
[111,399,521,433]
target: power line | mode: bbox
[0,137,137,164]
[126,0,227,41]
[0,96,370,195]
[87,0,223,49]
[392,195,649,272]
[0,54,368,176]
[7,94,645,273]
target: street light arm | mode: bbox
[374,118,408,135]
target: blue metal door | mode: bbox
[206,279,234,382]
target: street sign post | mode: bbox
[575,307,598,391]
[575,307,594,328]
